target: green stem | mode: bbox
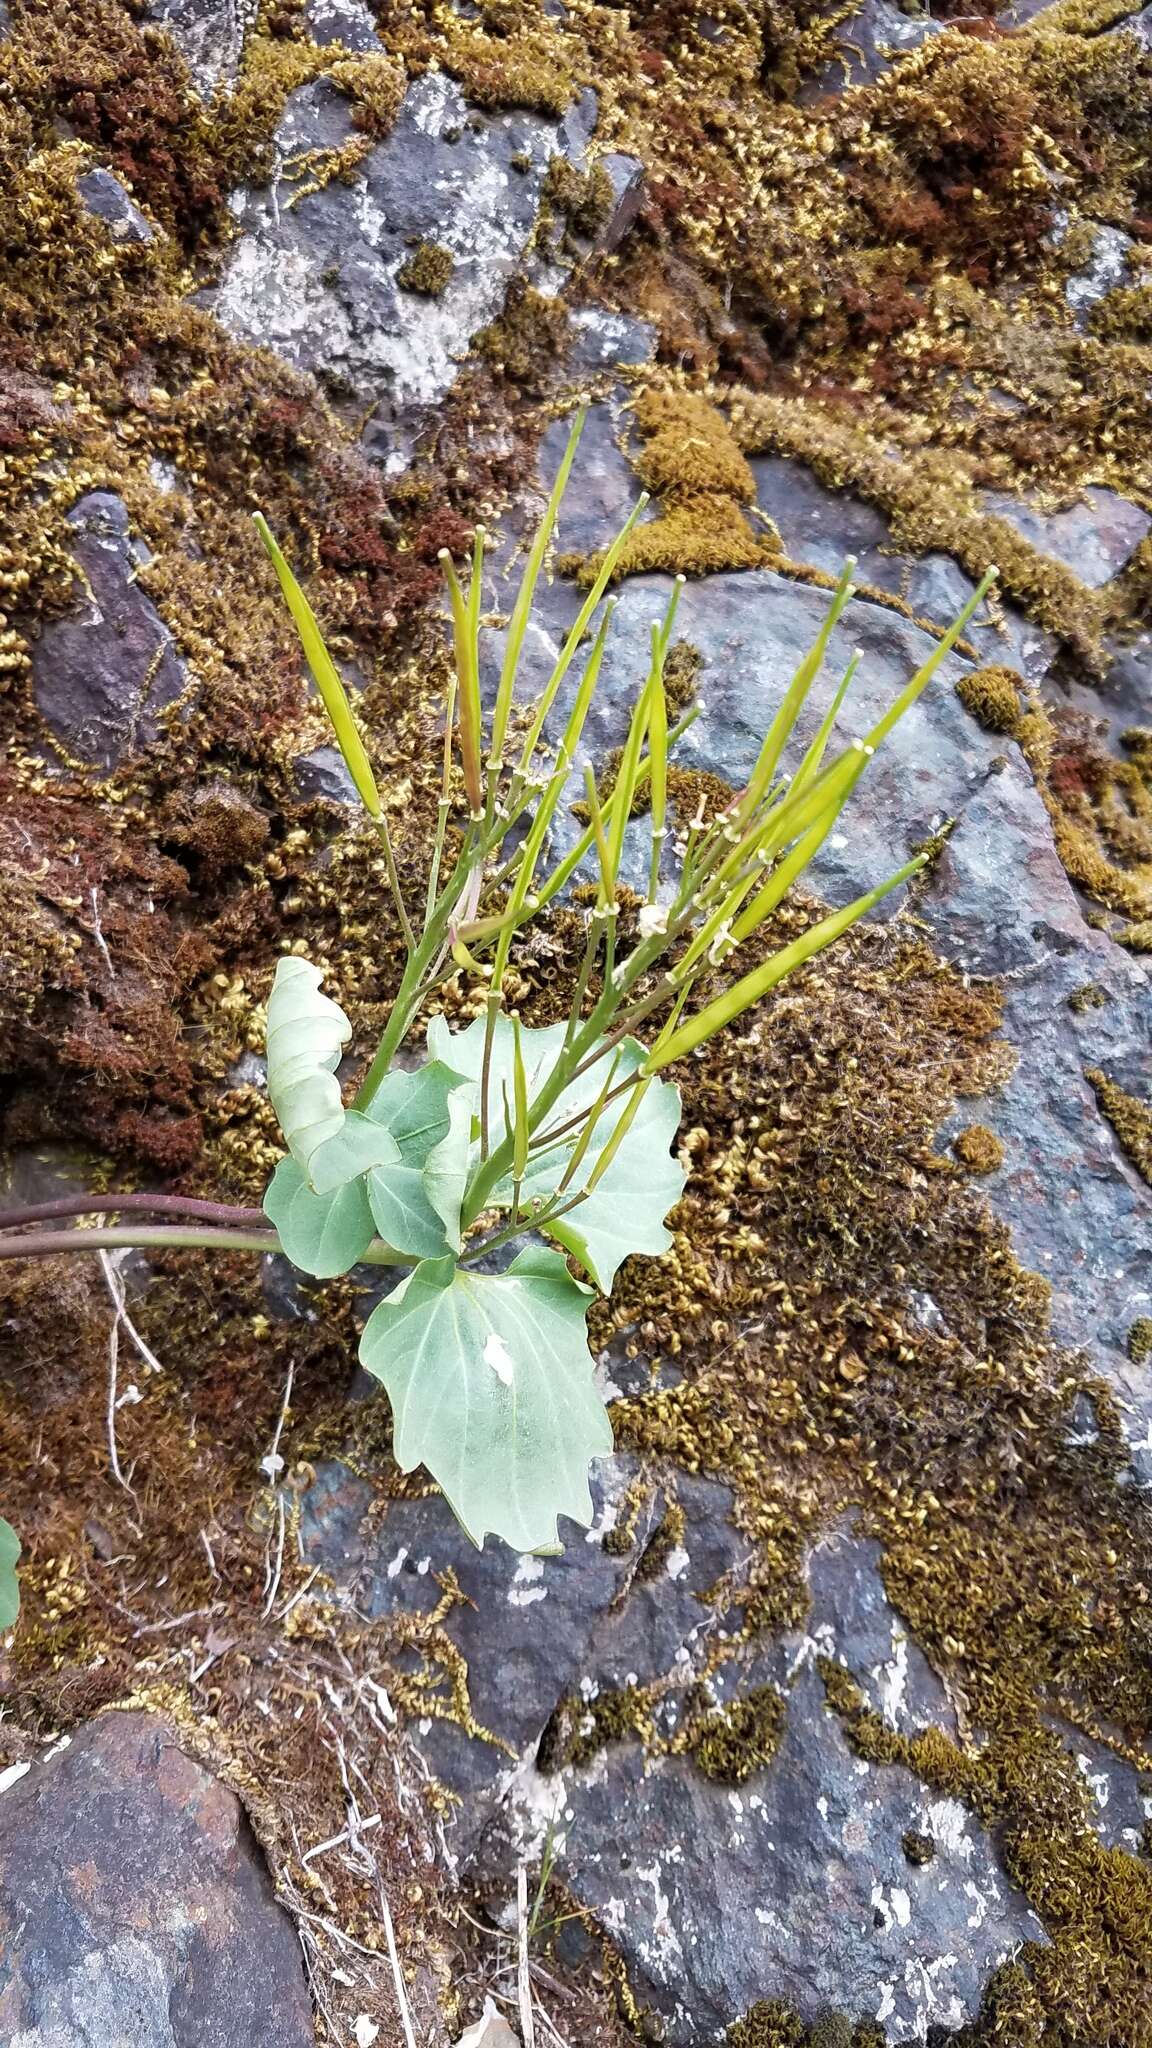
[0,1224,409,1265]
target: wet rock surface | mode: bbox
[0,1711,313,2047]
[29,492,187,770]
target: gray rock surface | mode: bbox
[30,493,188,770]
[0,1712,313,2047]
[146,0,254,98]
[76,168,156,245]
[210,73,600,456]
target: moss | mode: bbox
[1068,983,1108,1013]
[473,279,571,391]
[635,1497,686,1580]
[728,2000,807,2048]
[902,1827,936,1865]
[1127,1318,1152,1366]
[807,2020,853,2048]
[542,154,615,240]
[396,239,455,296]
[664,639,703,713]
[1086,1068,1152,1185]
[567,387,782,586]
[952,1123,1005,1173]
[691,1684,786,1784]
[1089,282,1152,343]
[1117,921,1152,953]
[956,665,1022,736]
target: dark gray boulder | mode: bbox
[0,1712,314,2047]
[30,493,188,770]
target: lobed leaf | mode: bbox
[427,1013,685,1291]
[359,1247,612,1550]
[263,1156,377,1277]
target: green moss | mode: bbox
[1068,983,1109,1013]
[1117,921,1152,953]
[952,1123,1005,1173]
[691,1684,786,1784]
[396,240,455,296]
[956,665,1023,736]
[567,387,782,586]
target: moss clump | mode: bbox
[728,2000,806,2048]
[396,240,455,296]
[1127,1318,1152,1366]
[567,386,781,586]
[957,664,1023,736]
[664,638,703,712]
[542,154,615,239]
[1117,921,1152,953]
[1068,983,1108,1013]
[953,1123,1005,1173]
[473,278,570,391]
[1090,282,1152,343]
[902,1827,936,1865]
[1086,1069,1152,1185]
[691,1684,786,1784]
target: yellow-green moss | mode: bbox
[1068,983,1108,1013]
[396,239,455,296]
[541,154,615,239]
[1127,1318,1152,1366]
[1086,1068,1152,1185]
[956,665,1023,736]
[473,279,571,390]
[952,1123,1005,1173]
[1117,921,1152,953]
[691,1684,786,1783]
[567,387,782,586]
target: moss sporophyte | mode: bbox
[0,415,998,1562]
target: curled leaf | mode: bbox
[266,957,351,1183]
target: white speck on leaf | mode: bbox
[483,1332,515,1385]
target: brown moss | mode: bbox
[1127,1318,1152,1366]
[691,1683,786,1784]
[396,239,455,297]
[956,664,1022,736]
[952,1123,1005,1173]
[1068,983,1108,1013]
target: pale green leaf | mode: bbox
[0,1516,20,1631]
[359,1247,612,1550]
[310,1109,400,1196]
[266,956,352,1181]
[422,1083,475,1254]
[263,1156,376,1277]
[425,1014,685,1291]
[364,1061,471,1260]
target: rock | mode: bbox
[301,1456,745,1850]
[0,1711,314,2047]
[1050,210,1133,325]
[503,1529,1046,2043]
[294,743,361,803]
[596,152,646,251]
[801,0,943,96]
[981,486,1152,589]
[30,492,188,770]
[305,0,383,51]
[210,72,596,454]
[145,0,253,98]
[76,167,156,244]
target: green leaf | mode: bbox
[359,1248,612,1550]
[263,1156,376,1277]
[364,1061,473,1260]
[310,1109,400,1196]
[266,956,352,1182]
[0,1516,19,1632]
[426,1013,685,1291]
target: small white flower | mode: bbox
[260,1452,285,1481]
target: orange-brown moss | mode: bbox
[1086,1068,1152,1185]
